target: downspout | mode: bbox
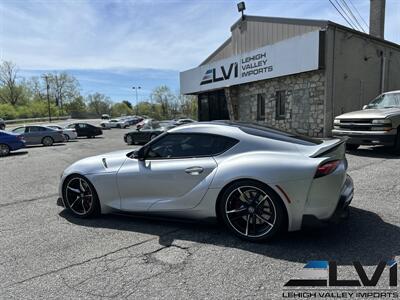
[380,51,386,93]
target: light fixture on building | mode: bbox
[237,1,246,20]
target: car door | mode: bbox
[12,127,28,143]
[77,123,88,136]
[117,133,238,212]
[25,126,43,144]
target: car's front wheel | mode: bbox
[218,180,286,242]
[63,175,100,218]
[0,144,10,156]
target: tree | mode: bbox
[151,85,176,119]
[122,100,133,110]
[87,93,112,116]
[0,61,24,105]
[178,94,197,119]
[111,102,133,117]
[64,96,87,113]
[47,72,80,110]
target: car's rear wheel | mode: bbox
[117,124,122,129]
[63,175,100,218]
[64,134,70,142]
[42,136,54,146]
[126,135,134,145]
[346,143,359,151]
[0,144,10,156]
[218,180,286,242]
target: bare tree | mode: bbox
[48,72,80,110]
[0,61,23,105]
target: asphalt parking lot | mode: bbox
[0,121,399,299]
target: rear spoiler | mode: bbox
[310,137,347,158]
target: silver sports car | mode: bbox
[58,121,354,242]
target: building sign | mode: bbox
[180,30,320,94]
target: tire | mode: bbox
[63,174,100,218]
[346,144,359,151]
[64,134,70,142]
[117,124,122,129]
[0,125,5,130]
[0,144,10,156]
[218,180,286,242]
[126,135,134,145]
[42,136,54,146]
[394,129,400,154]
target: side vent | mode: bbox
[102,158,108,168]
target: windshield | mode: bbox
[366,93,400,109]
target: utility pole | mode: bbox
[132,86,141,115]
[43,75,52,122]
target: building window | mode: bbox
[256,94,265,121]
[275,91,286,119]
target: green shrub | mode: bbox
[0,103,17,120]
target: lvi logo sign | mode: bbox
[284,260,398,287]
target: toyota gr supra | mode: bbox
[58,121,354,242]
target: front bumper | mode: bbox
[332,129,397,146]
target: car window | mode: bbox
[28,126,46,132]
[78,123,87,128]
[145,133,238,159]
[13,127,26,134]
[367,93,400,109]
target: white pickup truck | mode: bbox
[332,90,400,151]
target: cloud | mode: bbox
[1,0,399,101]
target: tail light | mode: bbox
[314,160,341,178]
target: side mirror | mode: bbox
[133,148,146,161]
[362,105,368,110]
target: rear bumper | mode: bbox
[332,129,397,146]
[302,175,354,227]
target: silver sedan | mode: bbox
[12,125,65,146]
[58,121,353,242]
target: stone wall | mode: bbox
[233,70,326,137]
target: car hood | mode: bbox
[336,107,400,119]
[63,149,132,176]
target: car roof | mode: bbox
[383,90,400,94]
[170,121,322,146]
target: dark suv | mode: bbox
[0,118,5,130]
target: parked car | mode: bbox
[58,121,353,242]
[101,114,110,120]
[333,90,400,151]
[135,118,152,130]
[100,118,129,129]
[0,118,5,130]
[66,123,103,138]
[0,130,25,156]
[44,125,77,141]
[123,116,143,126]
[175,118,196,125]
[11,125,65,146]
[124,121,176,145]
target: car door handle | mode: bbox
[185,166,204,175]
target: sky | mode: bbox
[1,0,399,103]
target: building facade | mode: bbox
[180,16,400,137]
